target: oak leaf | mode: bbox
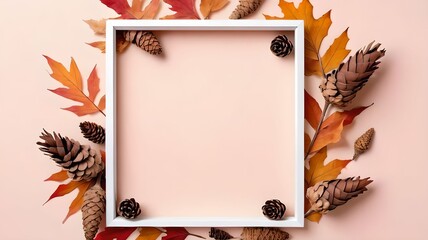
[44,179,94,223]
[44,170,68,182]
[310,105,371,154]
[137,227,162,240]
[95,227,138,240]
[265,0,350,76]
[163,227,204,240]
[305,147,351,222]
[162,0,201,19]
[44,56,105,116]
[200,0,229,19]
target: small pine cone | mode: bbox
[209,227,233,240]
[80,121,105,144]
[229,0,263,19]
[82,183,105,240]
[37,129,104,181]
[306,177,373,215]
[320,41,386,107]
[262,199,286,220]
[123,31,162,55]
[118,198,141,219]
[241,227,289,240]
[270,35,293,57]
[353,128,375,160]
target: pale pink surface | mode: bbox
[0,0,427,239]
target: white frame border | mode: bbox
[106,20,304,227]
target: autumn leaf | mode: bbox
[163,227,205,240]
[265,0,350,76]
[84,19,107,35]
[200,0,229,19]
[95,227,138,240]
[137,227,162,240]
[44,170,68,182]
[44,56,106,116]
[162,0,201,19]
[44,179,93,223]
[87,41,106,53]
[304,133,311,154]
[310,105,371,154]
[304,147,351,222]
[305,90,322,129]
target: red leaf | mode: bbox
[95,227,138,240]
[44,56,105,116]
[162,0,201,19]
[100,0,132,18]
[311,105,371,154]
[162,228,190,240]
[63,181,93,223]
[304,90,322,129]
[45,170,69,182]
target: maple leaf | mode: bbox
[95,227,137,240]
[304,147,351,222]
[310,105,371,154]
[137,227,162,240]
[162,0,201,19]
[44,179,94,223]
[265,0,350,76]
[200,0,229,19]
[44,170,69,182]
[163,227,205,240]
[44,56,106,116]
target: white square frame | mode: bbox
[106,20,304,227]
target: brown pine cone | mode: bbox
[82,183,105,240]
[241,227,289,240]
[37,129,104,181]
[353,128,375,160]
[209,227,233,240]
[262,199,286,220]
[229,0,263,19]
[306,177,373,215]
[118,198,141,219]
[123,31,162,55]
[79,121,105,144]
[270,35,293,57]
[320,41,385,107]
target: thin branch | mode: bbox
[305,100,330,160]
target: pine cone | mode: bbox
[123,31,162,55]
[80,121,105,144]
[37,129,104,181]
[209,228,233,240]
[229,0,263,19]
[82,183,105,240]
[262,199,286,220]
[320,41,386,107]
[270,35,293,57]
[353,128,375,160]
[241,227,289,240]
[306,177,373,215]
[118,198,141,219]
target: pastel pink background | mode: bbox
[0,0,427,239]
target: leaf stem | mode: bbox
[305,100,330,160]
[189,233,206,239]
[318,53,327,79]
[304,209,315,218]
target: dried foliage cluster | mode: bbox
[38,0,385,239]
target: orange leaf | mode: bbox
[136,227,162,240]
[306,211,322,223]
[321,28,351,74]
[265,0,350,77]
[87,41,106,53]
[305,147,351,187]
[304,133,311,154]
[138,0,161,19]
[200,0,229,19]
[62,180,93,223]
[45,170,69,182]
[44,180,85,204]
[100,150,106,163]
[304,90,322,129]
[84,19,106,35]
[310,105,371,154]
[44,56,106,116]
[162,0,201,19]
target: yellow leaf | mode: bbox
[136,227,162,240]
[84,19,107,35]
[87,41,106,53]
[200,0,230,19]
[306,212,322,223]
[321,28,351,74]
